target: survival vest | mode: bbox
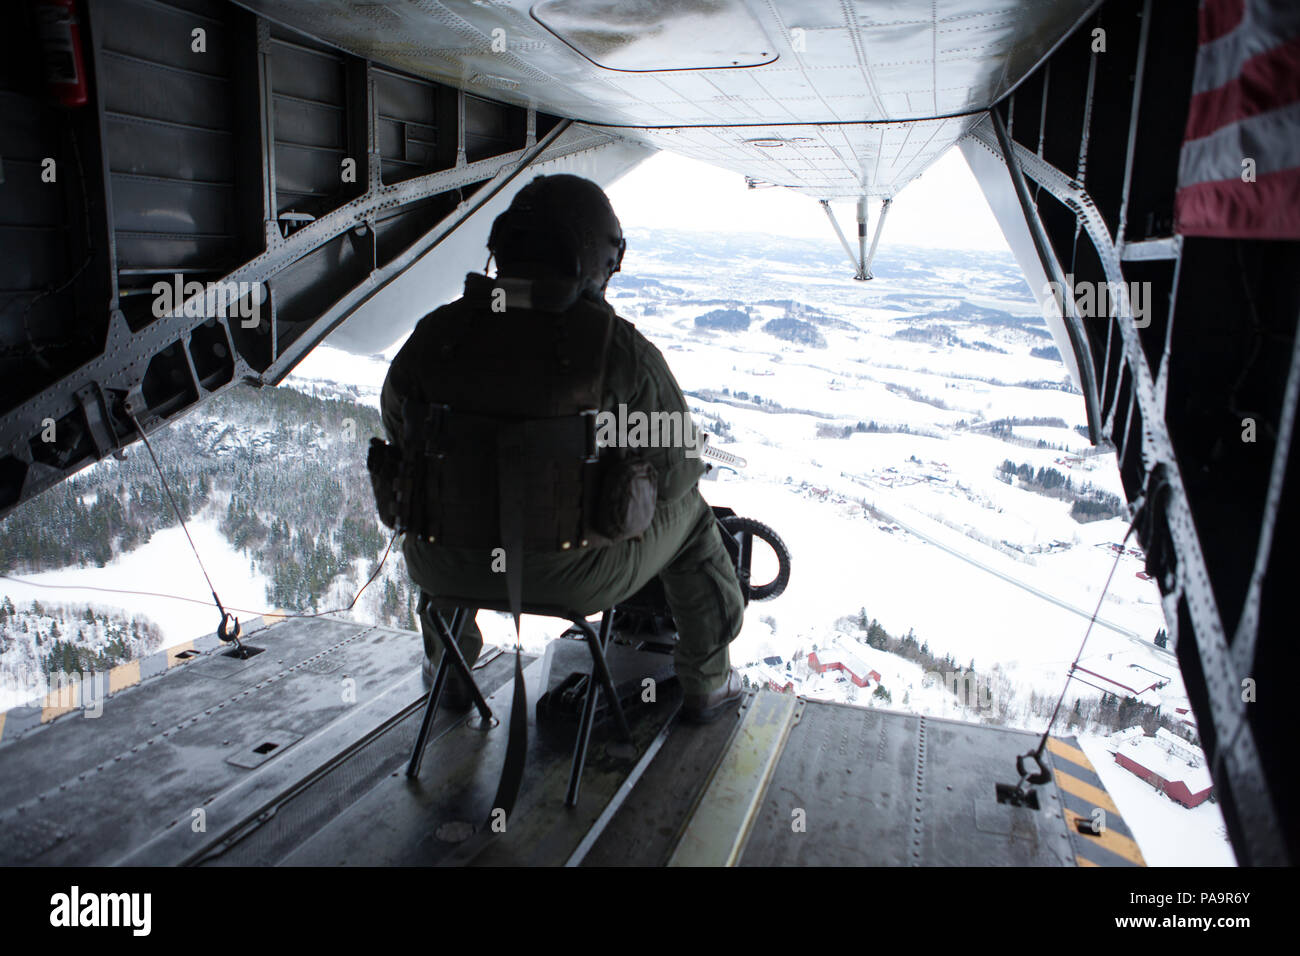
[367,273,657,552]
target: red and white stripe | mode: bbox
[1175,0,1300,239]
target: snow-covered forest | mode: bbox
[0,382,421,706]
[0,597,163,698]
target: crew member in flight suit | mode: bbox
[380,174,745,722]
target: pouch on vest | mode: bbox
[595,457,657,540]
[367,438,402,530]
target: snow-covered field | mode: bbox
[0,519,271,648]
[590,238,1173,702]
[0,519,274,709]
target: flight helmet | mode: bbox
[487,174,626,298]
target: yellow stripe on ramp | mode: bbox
[1055,767,1120,818]
[1046,736,1096,774]
[42,681,79,722]
[166,642,196,667]
[110,660,141,694]
[1064,808,1146,866]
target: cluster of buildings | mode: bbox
[747,637,886,700]
[1081,661,1210,809]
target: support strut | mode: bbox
[821,197,891,281]
[863,198,892,280]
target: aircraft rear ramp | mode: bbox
[0,617,1143,867]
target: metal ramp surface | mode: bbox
[586,693,1146,867]
[0,617,1143,867]
[0,617,518,865]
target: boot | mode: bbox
[682,668,743,724]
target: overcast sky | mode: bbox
[606,145,1011,253]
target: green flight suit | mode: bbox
[380,275,745,695]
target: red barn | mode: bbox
[809,641,881,688]
[750,664,795,694]
[1110,729,1214,808]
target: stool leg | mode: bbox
[565,674,597,807]
[585,611,631,742]
[407,650,452,779]
[565,611,632,807]
[408,607,493,779]
[565,614,608,806]
[421,602,493,723]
